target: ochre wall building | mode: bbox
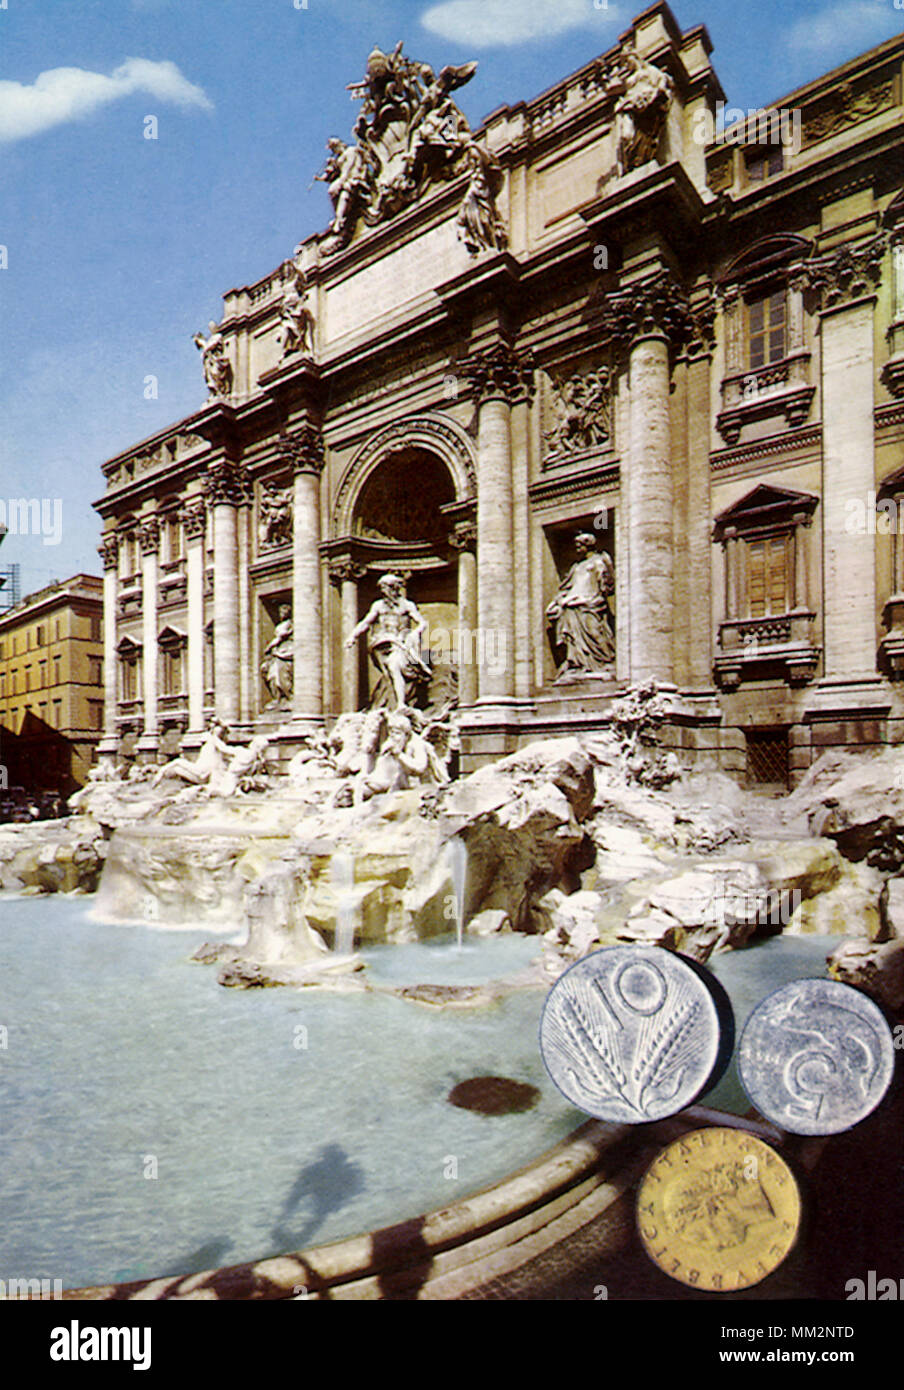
[0,574,105,796]
[95,3,904,787]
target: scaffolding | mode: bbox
[0,563,21,612]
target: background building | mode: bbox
[0,574,105,800]
[95,3,904,787]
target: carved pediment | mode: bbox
[713,484,818,538]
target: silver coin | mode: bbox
[539,946,723,1123]
[738,978,895,1136]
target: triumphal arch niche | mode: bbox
[327,415,478,715]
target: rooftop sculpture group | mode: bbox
[315,43,506,257]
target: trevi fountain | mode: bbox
[1,673,902,1300]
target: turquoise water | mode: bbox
[0,900,574,1289]
[0,898,835,1290]
[704,934,837,1114]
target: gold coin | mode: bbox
[636,1127,801,1292]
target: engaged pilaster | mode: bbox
[804,237,885,679]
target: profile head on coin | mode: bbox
[538,945,729,1123]
[738,978,895,1136]
[636,1128,802,1292]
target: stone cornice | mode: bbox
[710,424,822,473]
[880,355,904,400]
[462,344,536,406]
[278,425,325,477]
[528,460,620,507]
[876,399,904,429]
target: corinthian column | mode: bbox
[449,521,478,706]
[206,460,245,725]
[181,499,207,737]
[280,426,325,726]
[97,534,120,765]
[605,272,693,684]
[136,517,160,760]
[329,558,365,712]
[465,345,534,701]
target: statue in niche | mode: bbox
[193,321,233,398]
[546,533,615,681]
[545,369,610,455]
[260,604,294,707]
[276,251,314,357]
[258,482,294,549]
[456,142,507,256]
[345,573,432,709]
[603,46,673,179]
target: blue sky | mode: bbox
[1,0,901,595]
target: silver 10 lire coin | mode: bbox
[738,978,895,1135]
[539,946,724,1123]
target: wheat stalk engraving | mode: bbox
[634,994,701,1113]
[547,966,705,1117]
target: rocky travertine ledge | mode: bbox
[5,691,904,1009]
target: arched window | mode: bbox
[717,235,815,445]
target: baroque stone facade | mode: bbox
[95,4,904,785]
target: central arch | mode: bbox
[332,412,476,538]
[329,415,477,714]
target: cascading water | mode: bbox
[446,835,468,951]
[331,850,357,956]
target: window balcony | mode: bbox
[715,612,820,690]
[879,594,904,678]
[716,351,815,445]
[159,558,187,606]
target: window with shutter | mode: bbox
[747,535,789,617]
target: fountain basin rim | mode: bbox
[51,1106,775,1302]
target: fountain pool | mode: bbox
[0,895,837,1291]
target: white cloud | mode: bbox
[0,58,213,145]
[421,0,617,47]
[786,0,902,58]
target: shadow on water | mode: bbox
[158,1237,236,1279]
[270,1143,366,1251]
